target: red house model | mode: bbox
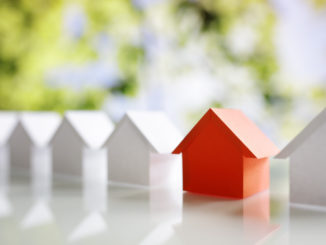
[173,108,279,199]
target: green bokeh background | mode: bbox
[1,0,326,143]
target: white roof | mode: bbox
[20,112,62,147]
[65,111,114,149]
[124,111,183,153]
[0,112,18,146]
[276,108,326,158]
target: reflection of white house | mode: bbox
[68,212,108,242]
[105,111,183,186]
[276,108,326,207]
[21,161,55,230]
[0,112,18,190]
[52,111,114,179]
[9,112,61,176]
[21,200,54,229]
[0,192,12,218]
[20,199,65,244]
[69,173,108,242]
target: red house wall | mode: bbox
[243,157,269,198]
[182,121,244,198]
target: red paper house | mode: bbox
[173,108,279,199]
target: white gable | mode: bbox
[20,112,61,147]
[276,108,326,158]
[126,111,183,153]
[0,112,18,146]
[66,111,114,149]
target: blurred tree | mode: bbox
[312,0,326,8]
[1,0,314,144]
[0,0,143,112]
[173,0,282,107]
[0,0,283,110]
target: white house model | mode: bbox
[105,111,183,186]
[9,112,61,176]
[51,111,114,180]
[0,112,18,187]
[276,108,326,207]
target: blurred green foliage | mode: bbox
[312,0,326,8]
[170,0,297,131]
[0,0,142,112]
[114,44,144,96]
[174,0,281,107]
[0,0,293,118]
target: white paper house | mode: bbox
[0,112,18,188]
[51,111,114,180]
[276,108,326,207]
[105,111,183,186]
[9,112,61,176]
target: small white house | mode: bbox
[51,111,114,180]
[0,112,18,189]
[276,108,326,207]
[105,111,183,186]
[9,112,61,176]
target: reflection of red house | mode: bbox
[173,108,279,199]
[170,191,279,244]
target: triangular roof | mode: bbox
[64,111,114,149]
[173,108,279,158]
[276,108,326,158]
[0,112,18,146]
[20,112,61,147]
[108,111,183,153]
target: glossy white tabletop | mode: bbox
[0,160,323,245]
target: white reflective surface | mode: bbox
[0,160,324,244]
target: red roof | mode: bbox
[173,108,279,158]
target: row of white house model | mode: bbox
[0,110,182,186]
[3,108,326,209]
